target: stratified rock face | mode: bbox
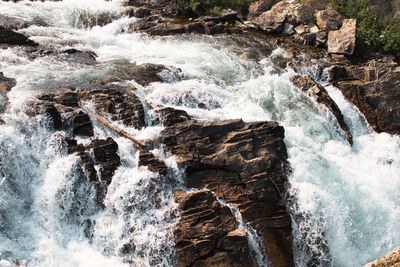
[159,119,294,267]
[0,26,38,46]
[336,65,400,135]
[174,190,257,267]
[291,75,353,144]
[365,246,400,267]
[328,19,356,55]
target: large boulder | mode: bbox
[335,62,400,135]
[0,26,38,46]
[291,75,353,144]
[252,1,315,33]
[159,119,294,267]
[316,8,343,31]
[365,246,400,267]
[174,190,258,267]
[327,19,357,55]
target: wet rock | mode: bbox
[0,73,16,113]
[248,0,278,18]
[316,8,343,31]
[60,49,97,65]
[156,107,191,126]
[364,246,400,267]
[159,119,294,267]
[335,63,400,135]
[328,19,357,55]
[291,75,353,144]
[89,138,121,186]
[174,190,257,267]
[139,149,168,175]
[0,26,38,46]
[327,65,348,82]
[81,85,146,129]
[0,15,28,30]
[125,63,183,86]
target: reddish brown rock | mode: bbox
[291,75,353,144]
[159,119,293,267]
[174,190,257,267]
[335,63,400,135]
[365,246,400,267]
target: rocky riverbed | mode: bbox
[0,0,399,267]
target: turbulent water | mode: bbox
[0,0,399,266]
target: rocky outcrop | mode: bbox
[159,119,293,267]
[0,26,38,46]
[174,190,257,267]
[155,107,191,126]
[291,75,353,144]
[327,19,356,55]
[334,60,400,135]
[315,8,343,31]
[248,0,279,18]
[365,246,400,267]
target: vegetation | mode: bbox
[177,0,252,16]
[331,0,400,60]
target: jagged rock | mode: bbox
[174,190,257,267]
[0,73,16,113]
[248,0,278,18]
[335,64,400,135]
[316,8,343,31]
[291,75,353,144]
[139,149,168,175]
[156,107,191,126]
[81,85,145,129]
[89,138,121,186]
[328,19,356,55]
[327,65,348,82]
[0,26,38,46]
[252,1,315,33]
[159,119,293,267]
[365,246,400,267]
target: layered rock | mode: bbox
[365,246,400,267]
[174,190,257,267]
[158,119,293,267]
[291,75,353,144]
[334,60,400,135]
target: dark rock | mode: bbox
[139,149,168,175]
[335,64,400,135]
[291,75,353,144]
[81,85,145,129]
[71,111,94,137]
[125,63,183,86]
[159,119,294,267]
[316,8,343,31]
[156,107,191,126]
[0,26,38,46]
[327,65,348,82]
[174,190,257,267]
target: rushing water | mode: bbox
[0,0,399,266]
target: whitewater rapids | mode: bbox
[0,0,399,266]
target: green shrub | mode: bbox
[177,0,252,16]
[331,0,400,60]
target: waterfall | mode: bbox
[0,0,399,266]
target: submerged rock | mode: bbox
[0,73,16,113]
[291,74,353,144]
[159,119,294,267]
[0,26,38,46]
